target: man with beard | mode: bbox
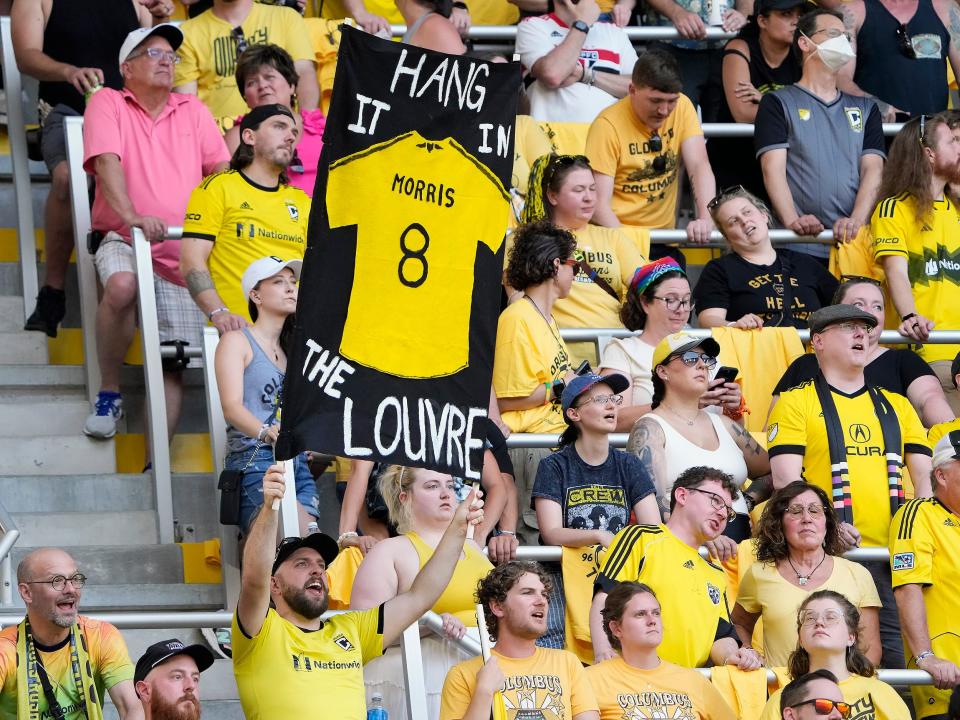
[588,466,759,669]
[233,463,484,719]
[134,639,213,720]
[0,547,143,718]
[181,103,311,332]
[439,561,600,720]
[768,303,932,668]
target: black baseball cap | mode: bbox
[134,639,214,684]
[754,0,806,13]
[950,350,960,388]
[272,533,339,574]
[239,103,296,135]
[808,304,878,334]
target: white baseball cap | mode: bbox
[932,430,960,469]
[118,24,183,70]
[242,256,303,299]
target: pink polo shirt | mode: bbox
[84,88,229,286]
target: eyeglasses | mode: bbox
[126,48,180,64]
[809,27,853,42]
[25,573,87,592]
[785,503,827,518]
[670,350,717,368]
[233,26,249,61]
[689,487,736,522]
[707,184,747,210]
[917,113,933,148]
[839,274,882,287]
[895,23,916,58]
[790,699,852,718]
[652,295,694,312]
[798,609,844,627]
[576,393,624,408]
[823,321,870,334]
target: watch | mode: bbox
[571,19,590,34]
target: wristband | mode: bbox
[208,307,230,320]
[901,312,917,322]
[914,651,935,667]
[337,531,359,548]
[497,529,516,536]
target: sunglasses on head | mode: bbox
[839,274,881,287]
[707,185,747,210]
[790,698,851,718]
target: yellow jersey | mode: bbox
[767,381,930,547]
[493,297,571,434]
[232,606,383,720]
[316,0,519,26]
[596,524,732,668]
[182,170,311,320]
[585,656,736,720]
[327,132,509,379]
[585,94,703,228]
[761,673,910,720]
[872,192,960,363]
[928,416,960,445]
[440,646,598,720]
[175,3,315,130]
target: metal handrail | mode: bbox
[513,544,891,563]
[0,500,20,607]
[559,327,960,343]
[390,24,737,41]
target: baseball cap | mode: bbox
[651,332,721,369]
[932,430,960,469]
[807,304,878,334]
[134,638,214,684]
[239,103,296,135]
[118,24,183,69]
[560,373,630,416]
[754,0,807,13]
[242,256,303,299]
[272,533,339,574]
[950,350,960,388]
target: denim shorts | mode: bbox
[225,445,319,533]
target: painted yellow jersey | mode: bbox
[327,132,509,378]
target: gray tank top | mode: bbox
[402,12,436,43]
[226,328,285,454]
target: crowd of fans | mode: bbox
[5,0,960,718]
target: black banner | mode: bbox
[275,27,520,480]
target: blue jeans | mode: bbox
[225,445,319,533]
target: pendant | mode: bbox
[798,576,808,586]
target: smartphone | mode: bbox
[714,366,739,384]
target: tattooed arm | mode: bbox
[721,415,774,509]
[626,417,669,518]
[938,0,960,94]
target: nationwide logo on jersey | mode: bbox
[285,203,299,221]
[892,552,914,571]
[683,560,695,569]
[909,246,960,286]
[848,424,871,443]
[333,634,355,651]
[706,583,721,605]
[844,107,863,132]
[798,108,810,121]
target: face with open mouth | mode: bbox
[714,196,771,254]
[20,549,83,629]
[274,548,329,620]
[496,572,550,641]
[566,382,620,433]
[814,320,871,368]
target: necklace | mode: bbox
[524,296,566,358]
[250,327,281,363]
[661,402,699,426]
[786,551,827,586]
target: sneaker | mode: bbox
[24,286,66,338]
[201,627,232,659]
[83,392,123,439]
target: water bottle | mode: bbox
[367,693,388,720]
[306,521,320,534]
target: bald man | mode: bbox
[0,547,143,719]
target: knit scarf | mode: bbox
[15,618,102,720]
[813,373,904,526]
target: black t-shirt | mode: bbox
[692,249,839,328]
[773,348,936,395]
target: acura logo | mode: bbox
[849,424,871,443]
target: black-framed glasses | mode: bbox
[839,274,882,287]
[670,350,717,368]
[233,25,249,60]
[895,23,916,59]
[789,698,852,718]
[708,184,747,210]
[688,487,736,522]
[652,295,694,312]
[25,573,87,591]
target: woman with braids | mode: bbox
[224,44,325,196]
[759,591,910,719]
[731,482,881,667]
[587,583,736,720]
[351,465,492,720]
[598,258,742,432]
[520,154,646,366]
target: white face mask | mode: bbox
[802,31,856,72]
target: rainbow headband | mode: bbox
[629,257,686,295]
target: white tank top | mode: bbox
[646,412,750,514]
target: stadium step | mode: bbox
[0,432,115,474]
[0,393,91,436]
[0,329,46,363]
[13,510,158,546]
[3,580,224,612]
[0,295,24,329]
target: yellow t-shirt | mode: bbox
[760,673,910,720]
[407,532,493,626]
[493,298,571,433]
[928,416,960,445]
[596,524,732,668]
[890,497,960,719]
[440,647,598,720]
[175,4,316,130]
[766,381,930,547]
[585,94,703,228]
[182,170,311,320]
[232,606,383,720]
[553,224,645,367]
[326,132,509,379]
[735,558,881,667]
[586,656,736,720]
[317,0,519,25]
[872,192,960,363]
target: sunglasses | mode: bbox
[648,134,668,175]
[233,25,249,61]
[839,274,881,287]
[895,23,916,59]
[670,350,718,368]
[707,184,747,210]
[790,698,851,718]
